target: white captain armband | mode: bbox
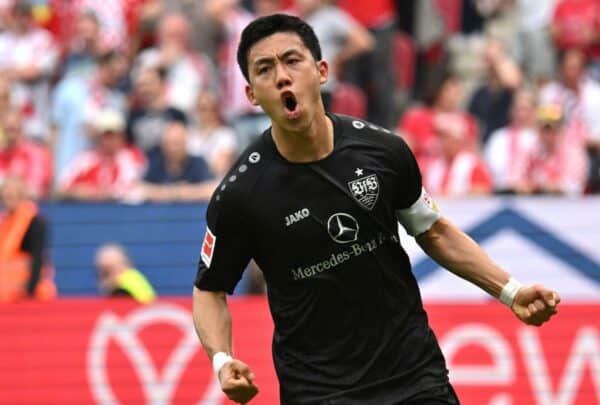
[396,187,441,236]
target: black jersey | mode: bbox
[195,114,449,404]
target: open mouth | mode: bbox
[281,91,298,114]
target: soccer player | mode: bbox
[192,14,561,405]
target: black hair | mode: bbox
[423,68,458,107]
[558,47,588,67]
[237,13,322,83]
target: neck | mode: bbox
[271,112,333,163]
[167,157,185,174]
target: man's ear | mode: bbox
[245,84,259,106]
[317,60,329,85]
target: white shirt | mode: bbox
[484,126,537,190]
[539,77,600,142]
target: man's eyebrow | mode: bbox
[253,56,275,67]
[252,48,304,67]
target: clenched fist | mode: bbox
[512,284,561,326]
[218,359,259,404]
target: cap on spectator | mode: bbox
[92,109,125,134]
[537,104,563,128]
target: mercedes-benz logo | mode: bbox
[327,213,359,244]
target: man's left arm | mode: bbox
[416,217,561,326]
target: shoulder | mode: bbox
[334,114,413,155]
[206,134,273,214]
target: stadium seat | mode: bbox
[330,82,367,119]
[435,0,462,34]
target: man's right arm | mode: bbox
[192,287,232,358]
[193,286,259,403]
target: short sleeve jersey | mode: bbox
[195,114,448,404]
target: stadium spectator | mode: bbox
[514,0,557,82]
[135,12,216,115]
[338,0,396,127]
[293,0,374,111]
[0,175,56,302]
[203,0,270,149]
[539,47,600,133]
[422,112,492,197]
[94,243,156,303]
[60,10,105,79]
[398,71,478,171]
[188,90,238,178]
[551,0,600,77]
[127,64,187,153]
[538,48,600,186]
[468,39,523,144]
[139,121,216,202]
[70,0,128,52]
[0,109,52,199]
[52,50,128,179]
[484,89,538,193]
[57,109,145,201]
[0,0,59,142]
[523,104,588,195]
[136,0,218,59]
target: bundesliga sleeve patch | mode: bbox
[201,227,216,268]
[396,187,441,236]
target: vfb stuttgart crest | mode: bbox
[348,174,379,210]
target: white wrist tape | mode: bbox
[499,277,523,307]
[212,352,233,375]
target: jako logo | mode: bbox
[285,208,310,227]
[87,303,222,405]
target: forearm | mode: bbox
[416,217,510,298]
[192,287,233,359]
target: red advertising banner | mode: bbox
[0,298,598,405]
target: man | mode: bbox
[0,109,52,199]
[484,89,539,194]
[192,14,560,404]
[523,104,588,195]
[94,243,156,304]
[0,175,55,302]
[134,12,216,115]
[52,50,128,179]
[0,0,59,142]
[57,109,145,202]
[127,65,187,153]
[422,112,492,197]
[139,121,216,202]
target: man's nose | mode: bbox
[275,64,292,90]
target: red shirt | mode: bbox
[59,147,145,198]
[336,0,396,28]
[423,150,492,197]
[553,0,600,59]
[398,107,478,170]
[0,141,52,199]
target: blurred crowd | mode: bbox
[0,0,599,202]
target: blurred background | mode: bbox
[0,1,599,404]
